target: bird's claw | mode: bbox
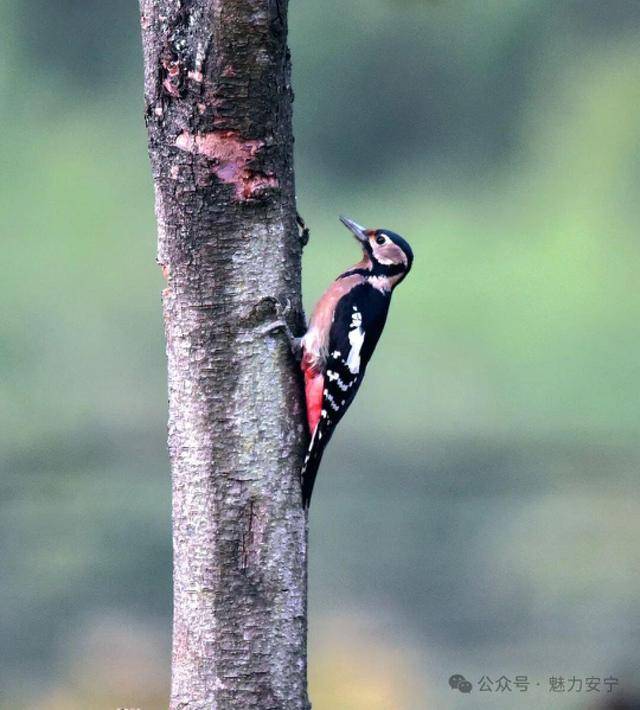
[259,297,303,360]
[296,212,310,247]
[275,297,292,320]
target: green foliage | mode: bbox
[2,0,639,706]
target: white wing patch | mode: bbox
[326,369,352,392]
[346,306,365,374]
[323,388,341,412]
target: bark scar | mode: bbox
[161,53,183,98]
[241,499,255,571]
[240,295,284,328]
[175,130,279,200]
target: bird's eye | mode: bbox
[375,234,387,245]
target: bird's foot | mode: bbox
[296,211,310,247]
[259,297,303,360]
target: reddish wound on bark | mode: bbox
[175,130,279,200]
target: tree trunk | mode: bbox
[139,1,309,707]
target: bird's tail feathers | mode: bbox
[300,422,333,508]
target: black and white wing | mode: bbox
[301,283,390,507]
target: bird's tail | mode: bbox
[300,422,334,508]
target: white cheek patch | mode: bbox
[375,254,395,265]
[374,244,407,266]
[367,275,392,292]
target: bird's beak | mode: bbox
[339,215,368,244]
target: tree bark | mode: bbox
[139,1,309,707]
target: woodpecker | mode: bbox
[271,216,413,508]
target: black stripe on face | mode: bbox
[369,262,406,277]
[338,268,371,279]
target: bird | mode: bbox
[267,216,413,508]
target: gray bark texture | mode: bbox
[139,1,309,707]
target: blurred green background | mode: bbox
[1,0,639,708]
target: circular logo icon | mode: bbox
[449,674,473,693]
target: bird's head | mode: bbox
[339,215,413,288]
